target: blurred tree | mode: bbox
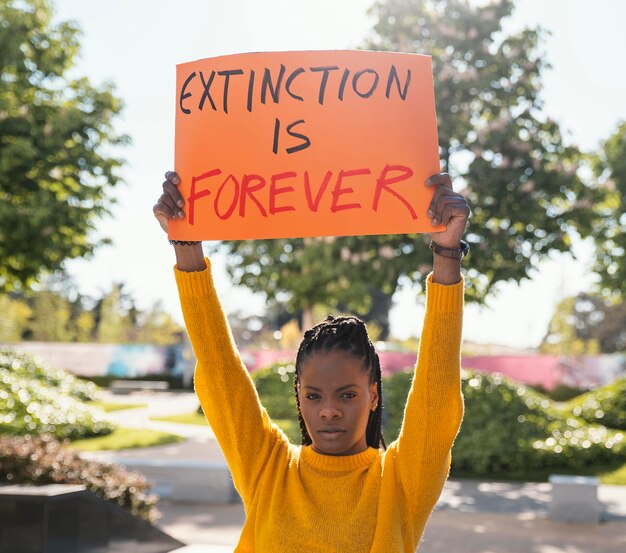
[0,296,32,342]
[541,293,626,354]
[94,284,135,344]
[591,122,626,297]
[0,0,127,291]
[0,280,183,344]
[28,289,73,341]
[133,303,184,346]
[213,0,594,331]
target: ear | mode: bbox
[369,382,379,411]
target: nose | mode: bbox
[319,403,342,421]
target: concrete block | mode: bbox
[549,474,602,523]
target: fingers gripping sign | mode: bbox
[153,171,185,233]
[425,173,471,248]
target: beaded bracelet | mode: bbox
[168,239,201,246]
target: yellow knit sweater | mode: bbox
[175,259,464,553]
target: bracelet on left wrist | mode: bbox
[169,239,201,246]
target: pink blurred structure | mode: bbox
[244,350,626,391]
[7,342,625,391]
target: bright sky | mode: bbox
[55,0,626,349]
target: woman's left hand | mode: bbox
[425,173,471,247]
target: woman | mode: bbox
[153,170,470,552]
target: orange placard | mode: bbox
[169,50,441,241]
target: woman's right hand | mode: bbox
[153,171,185,234]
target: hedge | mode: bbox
[0,348,114,439]
[383,369,626,474]
[563,377,626,430]
[1,347,100,401]
[246,361,626,476]
[0,434,158,522]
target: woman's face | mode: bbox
[298,349,378,456]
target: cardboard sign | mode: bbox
[169,50,441,241]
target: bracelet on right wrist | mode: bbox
[429,239,470,260]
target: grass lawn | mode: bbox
[88,401,147,412]
[452,462,626,486]
[152,412,207,425]
[68,427,185,451]
[600,462,626,485]
[153,412,302,444]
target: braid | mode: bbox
[294,315,387,450]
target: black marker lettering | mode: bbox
[272,118,280,154]
[218,69,244,114]
[285,120,311,154]
[199,71,217,111]
[261,64,286,104]
[285,67,305,101]
[338,68,350,101]
[310,65,339,104]
[180,72,196,115]
[247,69,255,112]
[352,69,379,98]
[386,65,411,100]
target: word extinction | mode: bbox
[179,64,413,115]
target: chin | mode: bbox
[313,436,358,456]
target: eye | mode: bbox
[305,393,320,401]
[341,392,357,399]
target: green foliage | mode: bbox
[381,369,626,475]
[0,296,31,341]
[245,361,626,474]
[1,347,99,400]
[0,347,113,439]
[198,362,302,443]
[564,377,626,431]
[0,434,158,522]
[215,0,596,321]
[0,0,129,291]
[380,368,413,445]
[69,427,185,452]
[530,383,585,403]
[251,361,298,420]
[592,121,626,297]
[0,281,184,344]
[541,293,626,354]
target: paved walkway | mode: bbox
[95,391,626,552]
[156,482,626,553]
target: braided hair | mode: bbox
[294,315,386,450]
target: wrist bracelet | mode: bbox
[169,239,201,246]
[429,239,470,260]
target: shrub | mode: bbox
[0,434,159,522]
[251,361,298,420]
[380,368,413,445]
[563,377,626,430]
[0,348,114,440]
[1,348,100,401]
[530,383,586,402]
[381,368,626,475]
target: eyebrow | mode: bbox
[303,384,358,392]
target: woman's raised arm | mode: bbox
[153,170,206,272]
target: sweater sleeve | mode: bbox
[388,273,465,515]
[174,259,287,502]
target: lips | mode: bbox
[317,428,345,439]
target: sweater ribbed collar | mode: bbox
[300,445,380,471]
